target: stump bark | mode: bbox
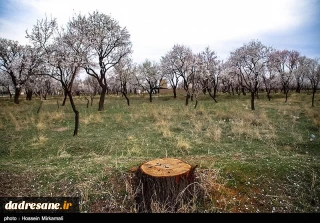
[134,157,197,212]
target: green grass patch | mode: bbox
[0,91,319,213]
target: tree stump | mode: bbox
[134,157,197,212]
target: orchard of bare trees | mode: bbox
[1,11,319,135]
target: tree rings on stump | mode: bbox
[140,158,192,177]
[134,158,197,212]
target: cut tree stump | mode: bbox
[133,157,197,212]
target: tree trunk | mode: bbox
[4,85,12,98]
[84,96,90,108]
[285,89,289,103]
[194,99,198,109]
[311,88,316,107]
[90,95,94,106]
[14,87,21,104]
[251,91,255,110]
[133,158,197,213]
[241,87,246,96]
[37,101,43,114]
[185,93,190,106]
[173,87,177,99]
[266,88,271,101]
[202,88,206,94]
[296,82,301,93]
[236,86,240,95]
[122,92,130,106]
[98,86,107,111]
[62,90,67,106]
[26,89,33,101]
[67,91,79,136]
[208,87,218,103]
[213,85,218,98]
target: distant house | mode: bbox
[159,79,168,89]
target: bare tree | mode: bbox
[263,50,279,101]
[268,50,290,101]
[0,39,40,104]
[25,75,36,100]
[220,68,237,95]
[164,44,195,106]
[0,71,13,97]
[70,11,132,111]
[160,52,181,99]
[191,55,206,108]
[83,75,99,106]
[294,55,308,93]
[198,46,221,103]
[228,40,271,110]
[26,15,88,136]
[268,50,300,102]
[305,58,320,107]
[114,57,135,106]
[33,75,55,100]
[284,50,300,101]
[135,59,162,102]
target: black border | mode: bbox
[1,213,318,222]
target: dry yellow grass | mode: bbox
[51,110,65,121]
[35,110,66,130]
[205,123,222,142]
[304,106,320,131]
[230,109,276,140]
[8,111,21,131]
[31,133,48,146]
[149,105,175,138]
[126,135,143,156]
[176,136,191,154]
[81,112,103,125]
[36,120,47,130]
[1,93,319,213]
[114,113,123,123]
[155,119,172,138]
[151,105,174,121]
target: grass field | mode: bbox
[0,91,319,213]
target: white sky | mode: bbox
[0,0,319,63]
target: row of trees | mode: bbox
[1,11,320,135]
[0,11,132,135]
